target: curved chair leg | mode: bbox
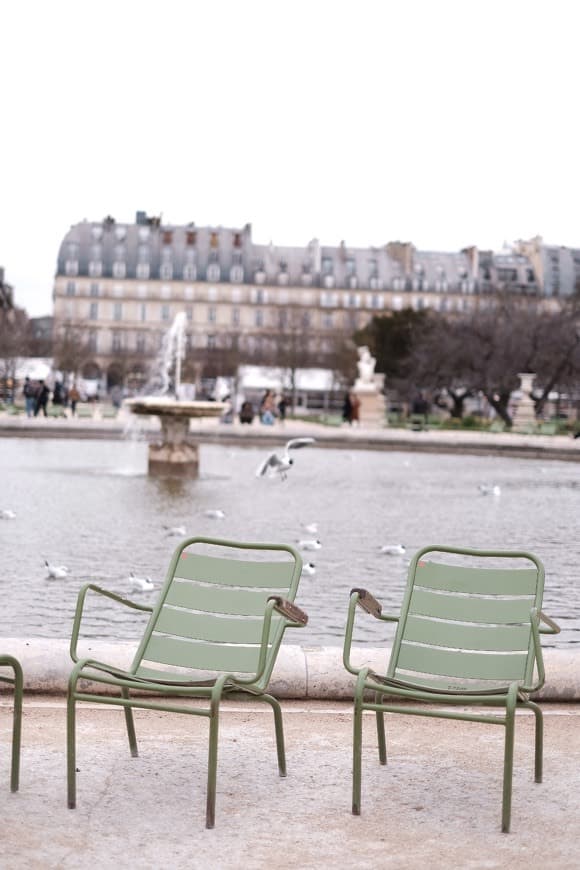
[526,700,543,783]
[502,686,518,833]
[260,693,286,777]
[121,688,138,757]
[375,692,386,765]
[10,658,23,793]
[67,679,77,809]
[352,671,367,816]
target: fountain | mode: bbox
[125,312,227,476]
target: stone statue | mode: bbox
[356,346,376,385]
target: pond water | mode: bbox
[0,437,578,649]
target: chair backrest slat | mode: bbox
[143,634,261,674]
[165,582,276,616]
[388,546,544,689]
[155,606,280,644]
[175,553,295,588]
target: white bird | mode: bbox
[0,509,16,520]
[129,572,155,592]
[165,524,186,536]
[297,539,322,551]
[256,437,316,481]
[302,561,316,576]
[302,522,318,535]
[478,484,501,496]
[204,509,225,519]
[379,544,406,556]
[45,560,70,579]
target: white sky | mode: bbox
[1,0,579,316]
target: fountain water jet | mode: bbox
[125,313,227,477]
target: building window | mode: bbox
[160,263,173,280]
[186,230,197,245]
[113,262,126,278]
[278,309,287,328]
[161,305,170,322]
[140,304,147,322]
[88,261,102,277]
[90,282,100,297]
[207,263,221,282]
[184,286,194,300]
[230,264,243,283]
[136,331,146,352]
[208,306,217,323]
[207,334,216,349]
[302,311,311,327]
[162,230,173,245]
[183,264,197,280]
[208,286,218,301]
[161,285,171,299]
[232,307,240,326]
[66,281,76,296]
[112,330,122,351]
[89,302,98,319]
[88,330,98,352]
[322,257,333,274]
[231,286,242,302]
[255,309,264,327]
[113,302,122,321]
[137,284,148,298]
[136,263,150,279]
[65,260,78,276]
[323,312,333,328]
[185,307,193,322]
[112,284,124,297]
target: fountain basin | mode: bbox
[125,398,228,476]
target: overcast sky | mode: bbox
[1,0,579,316]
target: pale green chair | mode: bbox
[67,536,307,828]
[343,545,560,832]
[0,654,23,792]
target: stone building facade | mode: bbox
[52,212,569,384]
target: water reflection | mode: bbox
[0,437,578,648]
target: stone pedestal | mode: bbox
[148,415,199,476]
[512,372,537,431]
[352,372,386,428]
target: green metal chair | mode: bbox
[343,545,560,832]
[67,536,307,828]
[0,654,23,792]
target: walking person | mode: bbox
[342,391,353,425]
[34,380,50,417]
[68,383,81,417]
[260,390,276,425]
[350,392,361,426]
[277,394,288,423]
[23,377,36,417]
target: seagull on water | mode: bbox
[302,562,316,576]
[45,560,70,579]
[129,572,155,592]
[297,539,322,551]
[1,509,16,520]
[165,525,186,536]
[256,437,316,481]
[379,544,406,556]
[204,509,226,519]
[478,484,501,496]
[302,522,318,535]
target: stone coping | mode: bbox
[1,638,578,701]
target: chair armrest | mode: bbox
[539,611,560,634]
[268,596,308,626]
[351,587,382,618]
[70,583,154,663]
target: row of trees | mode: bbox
[355,299,580,426]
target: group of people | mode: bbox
[22,377,81,418]
[238,391,288,426]
[342,391,361,425]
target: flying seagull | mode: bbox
[256,437,316,481]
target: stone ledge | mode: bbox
[1,638,577,701]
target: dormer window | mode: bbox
[210,231,219,249]
[162,230,173,245]
[233,232,242,248]
[186,230,197,246]
[207,263,221,282]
